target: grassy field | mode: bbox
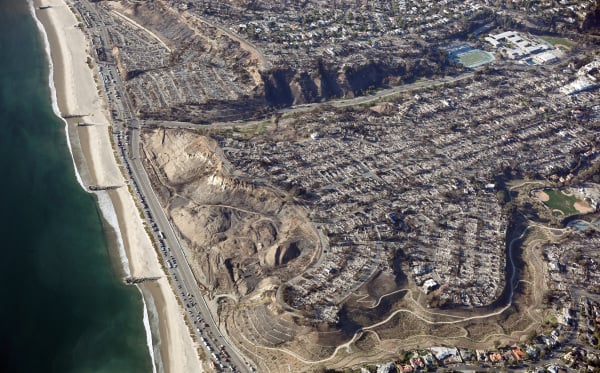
[234,120,271,139]
[455,50,495,68]
[539,36,576,49]
[543,189,579,215]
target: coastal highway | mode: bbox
[76,3,477,371]
[114,62,255,373]
[125,130,254,373]
[74,1,255,371]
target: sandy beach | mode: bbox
[33,1,203,372]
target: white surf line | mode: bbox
[95,190,131,277]
[29,0,85,190]
[31,5,157,373]
[30,0,133,278]
[110,9,171,52]
[138,286,159,373]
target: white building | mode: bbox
[560,76,597,95]
[422,278,438,293]
[486,30,551,59]
[533,50,562,64]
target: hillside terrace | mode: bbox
[211,63,599,318]
[72,0,263,122]
[544,232,600,298]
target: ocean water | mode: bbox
[0,1,152,372]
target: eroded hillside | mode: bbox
[99,0,453,123]
[136,59,600,370]
[142,129,319,296]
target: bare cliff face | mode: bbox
[142,129,318,296]
[263,55,446,107]
[109,0,450,121]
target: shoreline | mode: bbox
[31,1,203,372]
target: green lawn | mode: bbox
[539,36,576,49]
[543,189,579,215]
[235,120,271,139]
[455,50,495,68]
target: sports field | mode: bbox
[454,49,495,68]
[542,189,579,215]
[539,36,576,49]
